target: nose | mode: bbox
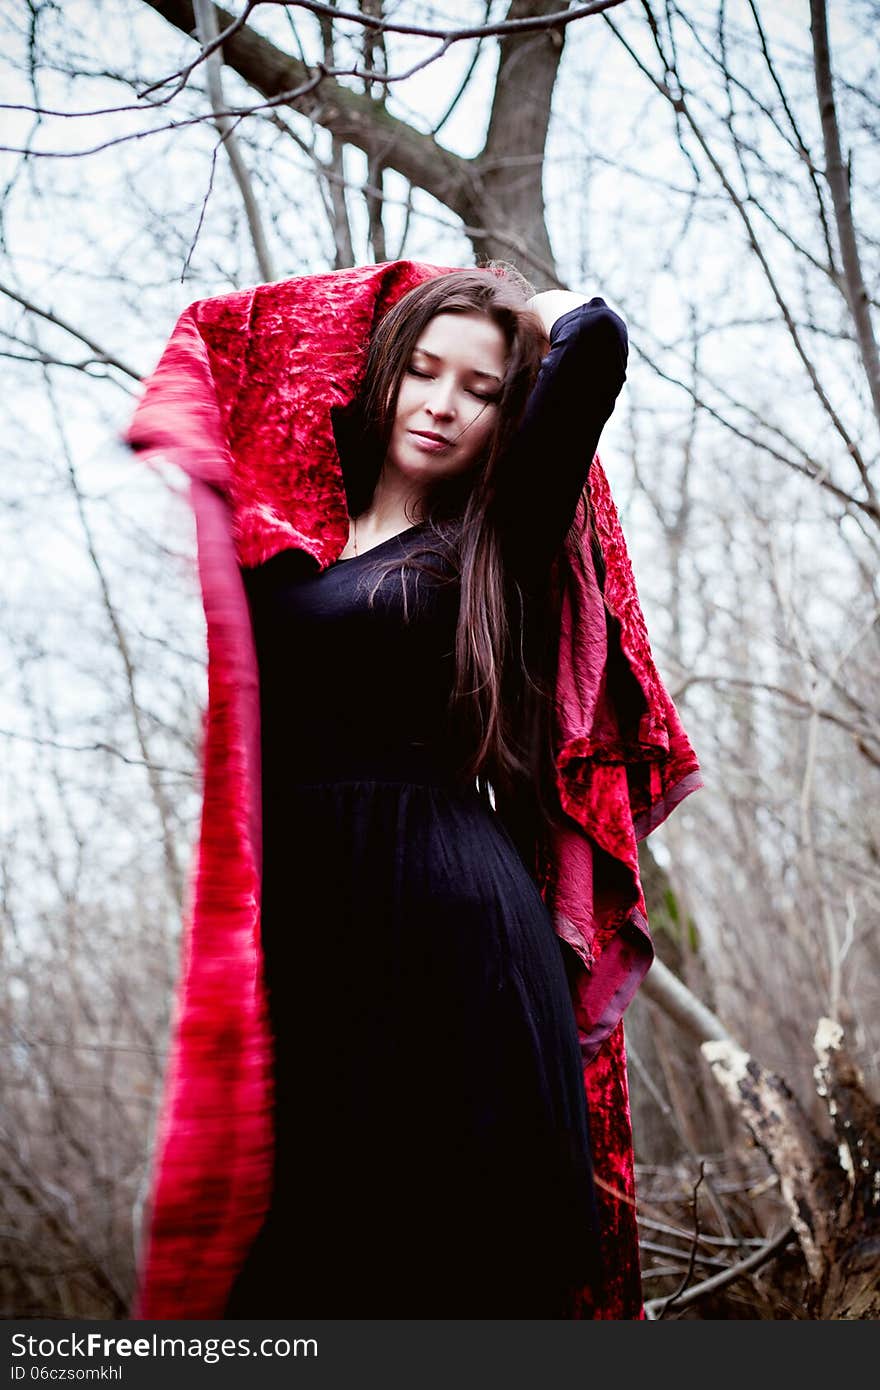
[425,374,457,419]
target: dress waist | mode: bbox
[269,738,471,789]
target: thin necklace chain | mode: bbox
[352,514,358,557]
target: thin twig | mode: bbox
[644,1225,796,1317]
[654,1161,705,1317]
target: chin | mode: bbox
[395,451,461,481]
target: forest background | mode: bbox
[1,0,878,1320]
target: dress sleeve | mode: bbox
[492,297,628,585]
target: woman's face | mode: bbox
[385,311,508,487]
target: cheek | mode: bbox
[458,411,496,464]
[392,378,420,421]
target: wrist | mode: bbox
[525,290,589,337]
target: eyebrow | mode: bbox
[411,346,503,384]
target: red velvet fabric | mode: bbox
[126,260,702,1320]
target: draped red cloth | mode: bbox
[126,259,702,1320]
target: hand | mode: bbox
[525,290,589,339]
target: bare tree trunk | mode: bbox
[473,0,565,269]
[316,5,356,268]
[360,0,389,264]
[810,0,880,431]
[634,944,880,1317]
[705,1019,880,1318]
[193,0,276,281]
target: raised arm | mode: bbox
[491,292,629,585]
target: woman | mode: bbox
[127,257,701,1321]
[221,265,629,1318]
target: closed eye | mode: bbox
[406,366,499,402]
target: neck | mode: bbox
[358,471,427,534]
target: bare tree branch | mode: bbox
[0,282,141,380]
[605,4,878,514]
[193,0,276,280]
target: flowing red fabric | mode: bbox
[125,260,702,1320]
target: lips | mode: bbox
[411,430,451,445]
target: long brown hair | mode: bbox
[338,263,583,874]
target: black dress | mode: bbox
[224,300,629,1319]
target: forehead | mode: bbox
[413,311,508,371]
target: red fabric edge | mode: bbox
[132,476,272,1320]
